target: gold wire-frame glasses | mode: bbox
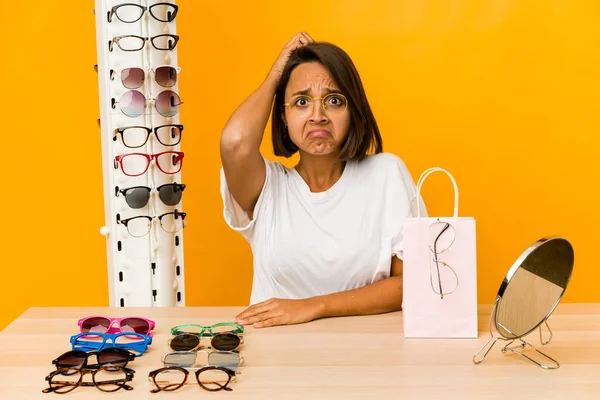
[283,93,348,118]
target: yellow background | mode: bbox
[0,0,598,330]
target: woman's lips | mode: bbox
[307,130,331,138]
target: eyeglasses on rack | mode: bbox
[117,210,187,237]
[114,151,184,176]
[116,183,186,209]
[108,3,179,23]
[113,124,183,148]
[110,66,180,89]
[109,34,179,52]
[112,90,183,118]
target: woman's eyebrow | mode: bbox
[290,87,341,97]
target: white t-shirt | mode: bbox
[220,152,427,305]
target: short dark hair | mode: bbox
[272,42,383,160]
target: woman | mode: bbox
[220,32,426,328]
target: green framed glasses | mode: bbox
[170,323,244,352]
[170,323,244,337]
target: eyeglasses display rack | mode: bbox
[94,0,186,307]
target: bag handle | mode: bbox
[415,167,459,219]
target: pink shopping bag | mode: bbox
[402,167,478,338]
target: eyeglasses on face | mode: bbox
[116,183,186,209]
[109,34,179,52]
[283,92,348,119]
[108,3,178,23]
[148,366,236,393]
[429,221,459,299]
[114,151,184,176]
[117,210,187,237]
[43,366,135,394]
[110,66,181,89]
[113,125,183,148]
[112,90,183,118]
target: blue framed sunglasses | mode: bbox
[70,332,152,356]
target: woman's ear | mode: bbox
[281,112,287,127]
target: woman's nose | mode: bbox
[309,98,328,121]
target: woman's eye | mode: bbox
[294,97,309,107]
[327,95,343,106]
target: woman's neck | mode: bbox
[295,153,346,193]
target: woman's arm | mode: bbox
[233,256,403,328]
[220,32,313,215]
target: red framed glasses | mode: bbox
[114,151,184,176]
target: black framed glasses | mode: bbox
[117,210,187,237]
[52,349,135,371]
[109,34,179,52]
[108,3,178,23]
[148,366,235,393]
[116,183,186,209]
[113,125,183,148]
[42,366,135,394]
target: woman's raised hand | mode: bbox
[266,32,314,85]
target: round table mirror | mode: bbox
[473,237,574,369]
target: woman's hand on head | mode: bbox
[233,297,324,328]
[267,32,314,86]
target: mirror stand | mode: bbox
[473,298,560,369]
[499,337,559,369]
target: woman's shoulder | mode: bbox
[262,156,291,175]
[353,152,416,190]
[356,152,409,172]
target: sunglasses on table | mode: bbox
[78,316,155,336]
[116,183,186,209]
[52,348,135,371]
[163,350,243,372]
[112,90,183,118]
[108,3,179,23]
[169,330,243,353]
[43,366,135,394]
[148,366,236,393]
[110,66,180,89]
[70,332,152,356]
[114,151,184,176]
[171,323,244,336]
[109,34,179,52]
[113,124,183,148]
[117,210,187,237]
[170,324,244,352]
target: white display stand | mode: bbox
[94,0,186,307]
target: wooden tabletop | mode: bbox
[0,304,599,399]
